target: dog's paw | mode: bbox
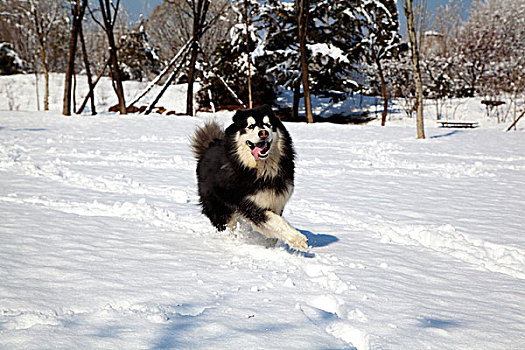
[288,233,309,251]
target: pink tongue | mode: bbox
[251,146,265,161]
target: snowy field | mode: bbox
[1,75,525,349]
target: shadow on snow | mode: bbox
[417,317,463,330]
[299,229,339,248]
[429,130,465,139]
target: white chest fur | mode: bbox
[248,185,293,215]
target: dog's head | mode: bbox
[229,105,284,168]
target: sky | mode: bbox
[396,0,474,34]
[121,0,474,32]
[120,0,162,20]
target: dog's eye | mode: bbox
[264,123,272,128]
[247,124,256,129]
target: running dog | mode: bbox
[191,105,308,251]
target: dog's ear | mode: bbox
[260,105,281,125]
[232,109,247,124]
[260,104,275,117]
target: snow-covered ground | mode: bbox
[1,74,524,349]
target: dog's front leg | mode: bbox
[253,211,309,251]
[238,200,308,251]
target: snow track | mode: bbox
[294,199,525,280]
[0,195,193,232]
[0,143,191,203]
[372,221,525,280]
[1,111,525,349]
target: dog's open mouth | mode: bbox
[246,140,271,161]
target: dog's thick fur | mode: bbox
[191,105,308,251]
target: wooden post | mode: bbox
[145,45,193,115]
[78,22,96,114]
[197,43,245,107]
[127,38,193,109]
[76,57,110,114]
[506,109,525,132]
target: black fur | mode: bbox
[192,105,295,231]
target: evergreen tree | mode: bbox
[255,0,368,119]
[196,27,275,108]
[199,0,408,120]
[119,18,162,81]
[197,0,275,109]
[258,0,367,94]
[362,0,402,125]
[307,0,366,95]
[0,43,29,74]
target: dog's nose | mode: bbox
[258,130,269,139]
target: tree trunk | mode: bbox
[185,0,210,116]
[377,59,388,126]
[107,36,127,114]
[73,70,77,111]
[78,22,96,115]
[186,43,199,116]
[296,0,313,124]
[63,1,85,116]
[405,0,425,139]
[99,0,126,114]
[30,1,49,111]
[244,0,252,109]
[292,79,301,120]
[37,38,49,111]
[34,68,40,111]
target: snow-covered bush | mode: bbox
[0,42,29,75]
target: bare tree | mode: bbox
[90,0,127,114]
[404,0,425,139]
[147,0,232,63]
[186,0,211,116]
[295,0,313,123]
[1,1,68,110]
[413,0,430,49]
[432,0,463,56]
[28,0,64,111]
[63,0,87,116]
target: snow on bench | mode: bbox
[437,120,479,128]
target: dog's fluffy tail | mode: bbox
[191,121,225,159]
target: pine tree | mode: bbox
[362,0,402,126]
[197,0,275,110]
[119,18,162,81]
[257,0,367,120]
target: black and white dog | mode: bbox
[191,105,308,251]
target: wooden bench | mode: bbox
[437,120,479,128]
